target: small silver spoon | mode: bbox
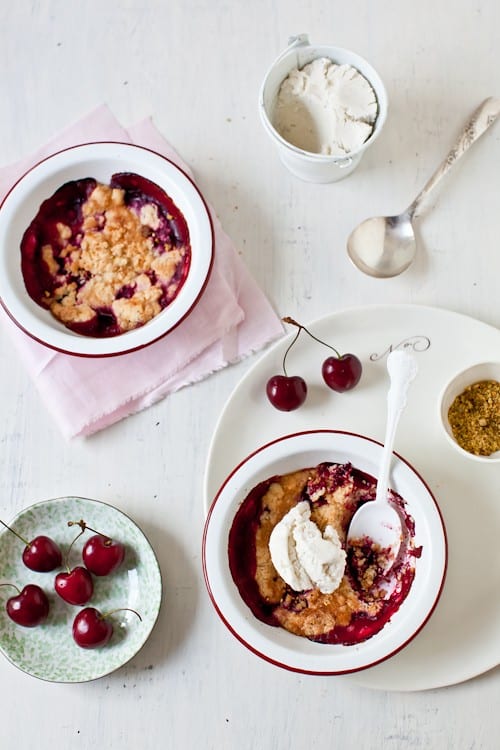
[347,349,418,569]
[347,97,500,278]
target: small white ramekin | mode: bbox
[439,362,500,463]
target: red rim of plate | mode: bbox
[202,429,448,675]
[0,141,215,358]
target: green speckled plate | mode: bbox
[0,497,162,682]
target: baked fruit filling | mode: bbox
[20,172,191,337]
[228,462,421,645]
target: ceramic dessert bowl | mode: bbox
[0,142,214,357]
[439,362,500,463]
[203,430,447,675]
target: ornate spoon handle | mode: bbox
[375,350,418,504]
[408,97,500,218]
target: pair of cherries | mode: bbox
[54,520,125,607]
[0,520,62,628]
[266,317,363,411]
[1,519,129,648]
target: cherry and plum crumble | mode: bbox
[20,172,191,337]
[228,462,421,645]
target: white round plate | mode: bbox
[204,429,447,675]
[204,304,500,690]
[0,496,162,682]
[0,142,214,356]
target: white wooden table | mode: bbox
[0,1,498,747]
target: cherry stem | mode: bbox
[100,607,142,622]
[0,518,30,547]
[281,326,302,377]
[63,520,87,572]
[282,316,341,359]
[67,519,111,543]
[0,583,21,594]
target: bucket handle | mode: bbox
[272,34,310,65]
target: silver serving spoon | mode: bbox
[347,97,500,278]
[347,349,418,569]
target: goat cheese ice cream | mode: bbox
[269,500,346,594]
[273,57,378,155]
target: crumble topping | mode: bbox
[254,466,379,638]
[140,203,161,229]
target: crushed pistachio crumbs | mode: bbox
[448,379,500,456]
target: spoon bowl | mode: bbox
[347,97,500,278]
[347,491,403,561]
[347,213,416,278]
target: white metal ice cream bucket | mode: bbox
[258,34,388,183]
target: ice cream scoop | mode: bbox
[269,500,346,594]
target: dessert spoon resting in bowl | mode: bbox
[347,349,418,572]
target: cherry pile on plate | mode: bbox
[266,317,362,411]
[0,519,140,648]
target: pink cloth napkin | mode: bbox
[0,106,283,437]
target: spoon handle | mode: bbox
[376,350,418,504]
[408,97,500,218]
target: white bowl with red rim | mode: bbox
[203,430,447,675]
[0,142,214,357]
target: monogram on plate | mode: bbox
[369,336,431,361]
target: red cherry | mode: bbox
[22,535,62,572]
[266,375,307,411]
[72,607,113,649]
[82,535,125,576]
[55,566,93,605]
[322,354,362,392]
[0,518,62,573]
[72,606,142,649]
[3,584,49,627]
